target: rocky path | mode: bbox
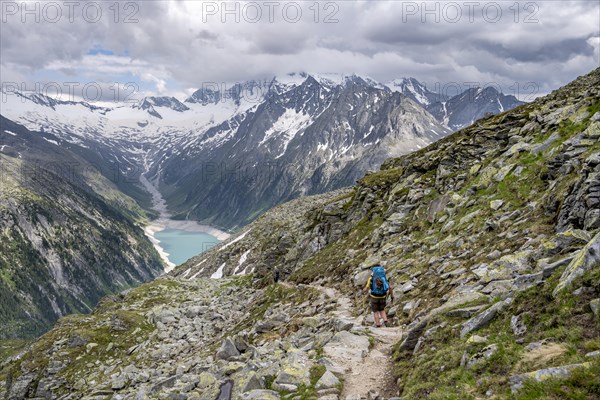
[312,285,404,399]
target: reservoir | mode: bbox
[140,170,231,272]
[154,229,221,266]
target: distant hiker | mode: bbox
[273,269,280,283]
[363,264,394,327]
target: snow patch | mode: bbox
[233,249,251,275]
[219,230,251,251]
[260,108,312,159]
[497,98,505,112]
[211,262,226,279]
[189,270,202,280]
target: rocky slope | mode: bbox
[0,117,164,339]
[2,68,599,399]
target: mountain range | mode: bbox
[0,72,524,337]
[1,73,522,230]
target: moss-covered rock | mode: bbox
[553,232,600,295]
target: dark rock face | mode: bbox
[133,96,191,119]
[427,86,524,131]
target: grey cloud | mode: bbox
[196,29,218,41]
[0,0,598,100]
[475,36,597,63]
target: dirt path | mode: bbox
[342,326,402,399]
[312,285,404,399]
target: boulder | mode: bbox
[553,232,600,296]
[459,210,481,226]
[302,317,321,328]
[510,315,527,336]
[490,200,504,211]
[315,370,341,389]
[233,333,250,352]
[585,350,600,359]
[428,195,450,223]
[402,299,420,315]
[353,270,371,287]
[461,298,512,338]
[360,255,380,269]
[398,280,416,293]
[216,337,240,361]
[399,318,428,352]
[274,352,311,387]
[493,165,515,182]
[445,305,485,318]
[332,318,354,332]
[68,336,88,348]
[509,363,591,393]
[324,331,370,363]
[466,335,488,345]
[467,344,498,368]
[255,320,282,333]
[531,132,560,154]
[239,371,263,393]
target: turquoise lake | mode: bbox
[154,229,221,266]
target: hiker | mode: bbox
[363,264,394,327]
[273,269,280,283]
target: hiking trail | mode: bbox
[311,284,404,399]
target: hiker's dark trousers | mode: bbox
[370,297,386,312]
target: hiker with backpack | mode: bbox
[363,264,394,327]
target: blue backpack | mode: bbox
[370,266,389,296]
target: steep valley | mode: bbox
[1,68,598,399]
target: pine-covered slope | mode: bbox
[0,117,164,339]
[1,68,598,399]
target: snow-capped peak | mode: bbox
[385,77,445,106]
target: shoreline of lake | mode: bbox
[139,171,230,272]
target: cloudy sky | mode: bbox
[1,0,598,102]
